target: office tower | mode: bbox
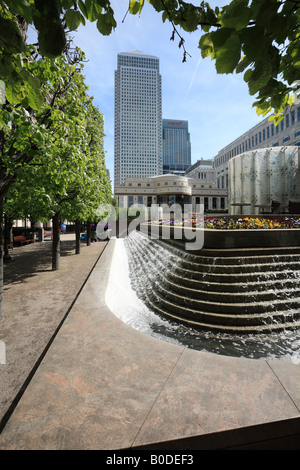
[162,119,191,174]
[114,50,162,187]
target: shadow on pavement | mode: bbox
[3,237,83,290]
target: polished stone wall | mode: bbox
[228,146,300,215]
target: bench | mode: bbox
[13,235,34,246]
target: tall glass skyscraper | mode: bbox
[162,119,191,174]
[114,50,162,187]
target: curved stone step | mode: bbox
[167,271,300,293]
[148,290,300,329]
[125,231,300,334]
[154,282,300,315]
[171,266,300,284]
[179,258,300,274]
[127,235,300,282]
[146,293,300,334]
[159,275,300,304]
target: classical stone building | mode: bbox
[114,173,228,214]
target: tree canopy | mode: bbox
[1,44,111,268]
[0,0,299,121]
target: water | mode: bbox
[105,235,300,362]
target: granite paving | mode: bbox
[0,237,300,450]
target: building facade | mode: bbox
[114,50,162,188]
[213,104,300,191]
[162,119,191,174]
[114,173,228,213]
[185,159,214,181]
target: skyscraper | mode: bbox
[162,119,191,174]
[114,50,162,187]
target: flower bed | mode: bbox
[158,216,300,230]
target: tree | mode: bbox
[1,0,299,121]
[137,0,300,121]
[0,35,111,315]
[5,49,111,270]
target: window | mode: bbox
[128,196,134,207]
[286,114,290,128]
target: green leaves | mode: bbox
[3,0,33,23]
[24,73,44,110]
[129,0,145,15]
[0,0,298,132]
[32,0,66,58]
[0,44,111,224]
[65,9,85,31]
[81,0,104,22]
[197,0,299,118]
[220,0,251,30]
[0,17,25,53]
[199,28,241,74]
[215,33,241,73]
[96,11,116,35]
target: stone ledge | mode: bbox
[139,223,300,252]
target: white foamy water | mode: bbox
[105,235,300,361]
[105,238,181,345]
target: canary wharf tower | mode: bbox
[114,50,162,187]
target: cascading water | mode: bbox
[105,231,300,361]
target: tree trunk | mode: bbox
[75,218,81,255]
[0,198,3,319]
[86,221,91,246]
[3,214,12,261]
[52,212,61,270]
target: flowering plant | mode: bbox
[157,217,300,229]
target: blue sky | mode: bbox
[70,1,265,181]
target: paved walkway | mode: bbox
[1,237,300,449]
[0,234,107,426]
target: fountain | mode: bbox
[229,146,300,215]
[105,146,300,361]
[105,230,300,361]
